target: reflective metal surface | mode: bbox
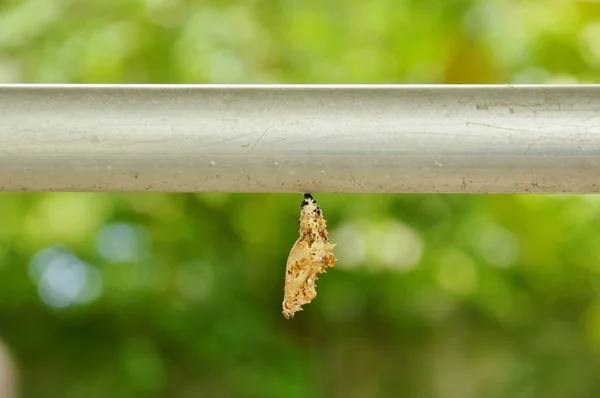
[0,84,599,193]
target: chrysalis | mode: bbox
[282,193,336,319]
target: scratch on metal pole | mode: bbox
[203,131,258,148]
[251,123,274,152]
[465,121,540,134]
[349,171,363,188]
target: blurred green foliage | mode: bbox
[1,0,600,397]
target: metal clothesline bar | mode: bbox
[0,84,599,193]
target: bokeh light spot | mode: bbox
[436,249,477,296]
[333,223,366,269]
[29,246,103,308]
[476,224,520,267]
[334,220,423,272]
[95,222,150,264]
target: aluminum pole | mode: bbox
[0,84,599,193]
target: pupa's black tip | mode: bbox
[301,193,313,207]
